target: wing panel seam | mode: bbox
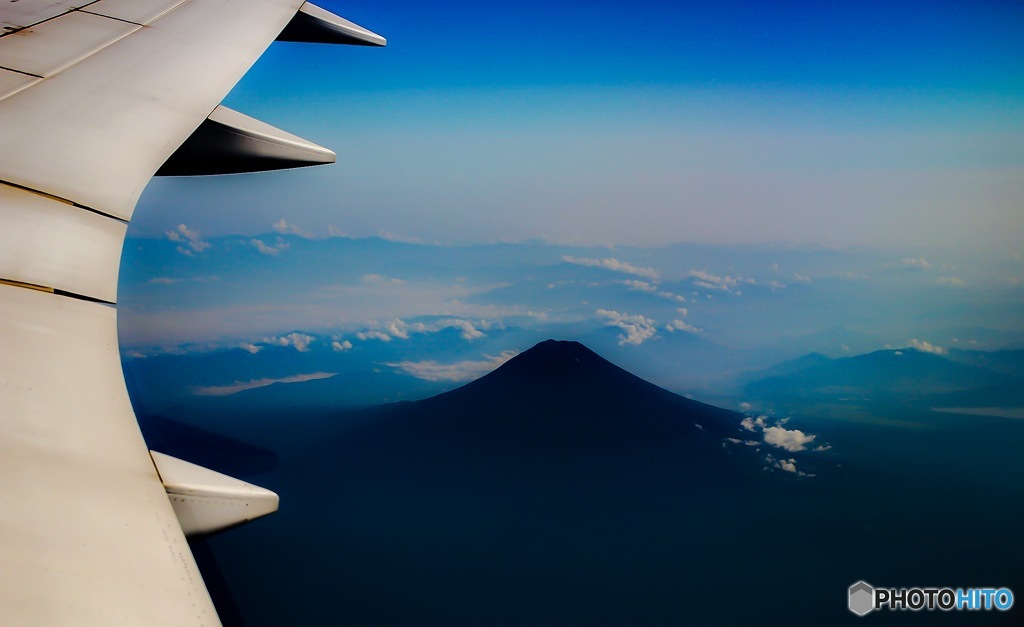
[0,277,116,305]
[0,1,104,37]
[0,65,43,79]
[77,10,146,28]
[0,1,104,38]
[0,179,129,224]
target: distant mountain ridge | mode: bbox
[742,346,1024,410]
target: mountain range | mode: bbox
[118,233,1024,395]
[738,347,1024,418]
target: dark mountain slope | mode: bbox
[361,339,741,454]
[181,339,1024,627]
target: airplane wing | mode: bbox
[0,1,383,624]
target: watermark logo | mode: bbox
[849,581,874,616]
[848,581,1014,616]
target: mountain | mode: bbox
[172,339,1024,627]
[356,339,741,453]
[185,341,808,627]
[743,347,1020,407]
[945,348,1024,379]
[735,351,832,386]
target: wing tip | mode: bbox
[278,3,387,47]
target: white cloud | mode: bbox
[688,269,746,294]
[327,225,351,238]
[367,319,421,341]
[272,219,314,238]
[596,309,658,345]
[251,238,289,256]
[267,332,314,352]
[724,438,759,447]
[908,338,947,355]
[741,416,826,454]
[764,454,814,477]
[666,319,703,335]
[361,274,405,286]
[192,372,336,397]
[620,279,658,292]
[563,256,660,280]
[618,280,686,302]
[378,230,423,244]
[331,340,353,352]
[898,257,931,270]
[442,318,486,340]
[666,309,702,335]
[740,416,767,432]
[166,224,211,256]
[385,351,518,382]
[355,318,487,343]
[792,273,812,284]
[239,343,262,354]
[775,457,798,473]
[763,426,817,452]
[938,276,965,286]
[357,330,393,342]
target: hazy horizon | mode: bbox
[127,0,1024,254]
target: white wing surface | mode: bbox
[0,1,383,624]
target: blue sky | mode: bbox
[131,0,1024,250]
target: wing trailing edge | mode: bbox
[277,2,387,47]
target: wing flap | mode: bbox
[0,182,125,302]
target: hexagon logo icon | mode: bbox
[849,581,875,616]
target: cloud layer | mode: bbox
[563,256,659,280]
[385,351,518,382]
[192,372,336,397]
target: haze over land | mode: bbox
[120,231,1023,417]
[121,0,1024,407]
